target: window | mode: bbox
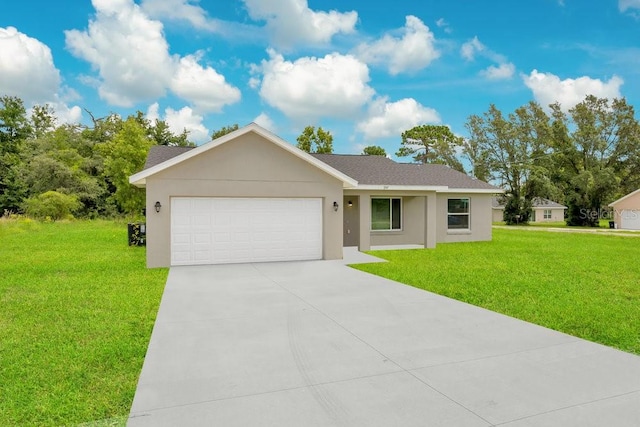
[371,198,401,230]
[544,209,552,219]
[448,198,470,230]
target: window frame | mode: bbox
[543,209,552,219]
[447,198,471,230]
[371,197,402,231]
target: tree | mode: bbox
[22,190,80,220]
[465,102,554,224]
[148,119,192,146]
[549,96,640,226]
[31,104,57,138]
[99,117,153,215]
[211,124,239,140]
[362,145,386,156]
[296,126,333,154]
[396,125,464,171]
[460,133,492,182]
[0,96,32,212]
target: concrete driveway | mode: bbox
[128,254,640,426]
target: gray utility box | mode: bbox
[128,223,146,246]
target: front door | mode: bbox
[343,196,359,246]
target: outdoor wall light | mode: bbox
[154,201,162,213]
[348,200,353,207]
[333,201,339,212]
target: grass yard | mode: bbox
[0,219,167,427]
[354,228,640,355]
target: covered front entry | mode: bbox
[342,193,438,252]
[170,197,323,265]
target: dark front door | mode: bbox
[343,196,359,246]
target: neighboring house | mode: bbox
[492,197,567,223]
[129,123,501,267]
[608,189,640,230]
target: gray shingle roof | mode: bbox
[492,196,567,208]
[144,145,194,169]
[311,154,499,190]
[141,146,499,190]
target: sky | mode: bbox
[1,0,639,159]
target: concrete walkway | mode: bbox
[128,257,640,426]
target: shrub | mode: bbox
[22,191,80,221]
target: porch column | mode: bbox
[424,193,437,248]
[358,194,371,251]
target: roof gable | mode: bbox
[129,123,357,188]
[608,188,640,207]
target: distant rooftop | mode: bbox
[492,196,567,209]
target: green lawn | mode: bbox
[0,219,167,427]
[354,228,640,355]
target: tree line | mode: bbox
[0,96,193,220]
[2,94,638,225]
[390,96,640,226]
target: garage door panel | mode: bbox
[621,209,640,230]
[171,197,322,265]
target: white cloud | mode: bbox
[460,36,485,61]
[146,102,161,122]
[171,53,241,113]
[435,18,452,34]
[66,0,239,113]
[356,97,440,140]
[619,0,640,11]
[258,50,374,121]
[147,102,210,143]
[522,70,624,110]
[65,0,174,106]
[242,0,357,50]
[141,0,210,29]
[49,101,83,124]
[461,36,514,80]
[0,26,60,102]
[480,62,515,80]
[355,16,440,75]
[0,26,81,124]
[253,112,277,133]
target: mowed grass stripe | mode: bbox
[353,228,640,355]
[0,220,167,427]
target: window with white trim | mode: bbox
[371,198,402,230]
[448,198,470,229]
[544,209,552,219]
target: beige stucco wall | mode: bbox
[436,193,493,243]
[611,190,640,228]
[532,207,565,222]
[344,190,494,249]
[144,132,344,267]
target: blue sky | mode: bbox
[1,0,639,159]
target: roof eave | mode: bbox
[354,184,449,191]
[439,188,504,194]
[351,185,502,193]
[608,188,640,207]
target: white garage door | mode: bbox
[171,197,323,265]
[621,209,640,230]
